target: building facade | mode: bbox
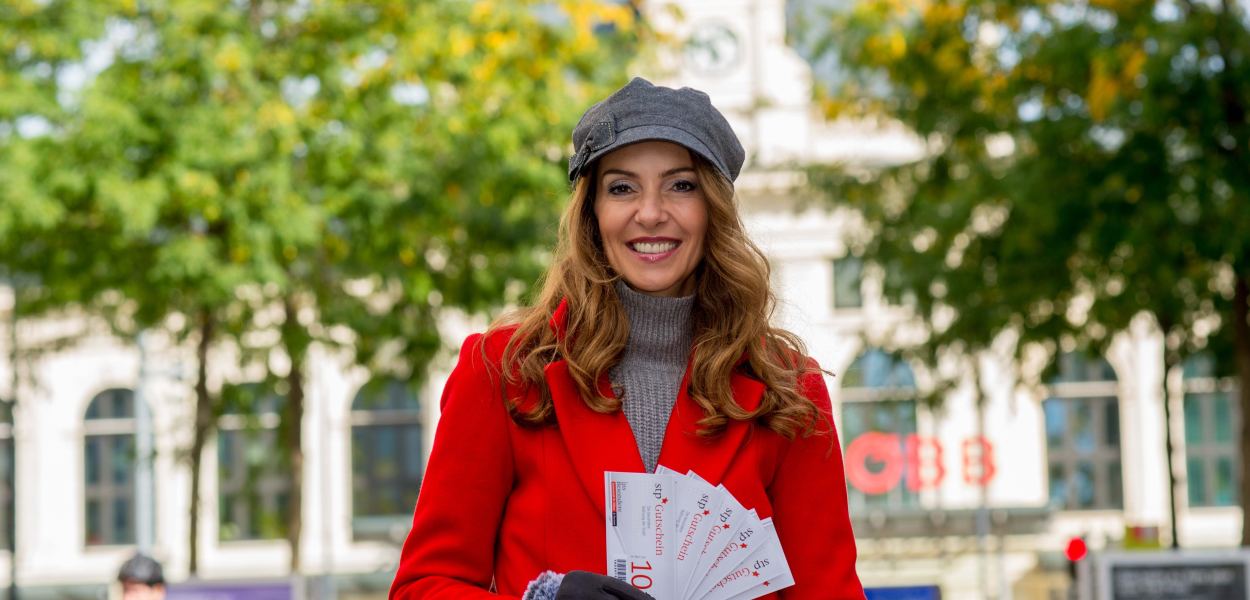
[0,1,1242,599]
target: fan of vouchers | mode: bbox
[605,468,794,600]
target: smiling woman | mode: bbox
[389,78,865,600]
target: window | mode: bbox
[1044,352,1123,510]
[1,399,12,550]
[1183,355,1240,507]
[351,378,423,538]
[842,348,916,390]
[84,388,138,546]
[217,384,289,541]
[832,256,863,309]
[840,349,920,511]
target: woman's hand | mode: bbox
[555,571,655,600]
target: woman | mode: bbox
[389,78,864,599]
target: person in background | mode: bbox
[390,77,864,599]
[117,553,166,600]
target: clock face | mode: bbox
[684,22,741,75]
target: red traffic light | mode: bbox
[1065,537,1088,562]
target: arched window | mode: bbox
[350,378,423,539]
[840,348,920,511]
[1,399,13,550]
[217,384,289,541]
[1043,352,1123,510]
[84,388,138,546]
[1182,354,1240,507]
[842,348,916,390]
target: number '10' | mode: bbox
[629,560,653,589]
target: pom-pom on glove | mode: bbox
[555,571,655,600]
[523,571,565,600]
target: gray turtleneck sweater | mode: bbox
[609,280,695,473]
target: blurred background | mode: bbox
[2,0,1249,599]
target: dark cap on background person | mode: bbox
[568,77,746,184]
[117,553,165,586]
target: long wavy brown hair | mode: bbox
[487,153,821,438]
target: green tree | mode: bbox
[808,0,1250,543]
[2,0,109,253]
[2,4,130,587]
[8,0,640,573]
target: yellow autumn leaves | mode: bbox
[466,0,634,54]
[561,0,636,53]
[433,1,636,87]
[835,0,1153,123]
[1087,46,1148,121]
[854,0,969,67]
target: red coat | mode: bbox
[390,302,864,599]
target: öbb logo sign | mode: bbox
[844,433,996,494]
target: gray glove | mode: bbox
[555,571,655,600]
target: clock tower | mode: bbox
[640,0,823,172]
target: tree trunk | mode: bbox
[1212,0,1250,547]
[1234,275,1250,546]
[1158,314,1181,549]
[188,310,215,575]
[7,276,20,600]
[281,296,307,574]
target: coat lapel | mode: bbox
[655,368,765,485]
[546,359,644,514]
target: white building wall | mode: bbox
[0,310,474,592]
[1113,315,1172,529]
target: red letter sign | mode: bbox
[845,432,904,494]
[961,436,996,486]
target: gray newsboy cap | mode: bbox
[568,77,746,183]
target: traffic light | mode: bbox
[1065,536,1088,592]
[1065,536,1088,562]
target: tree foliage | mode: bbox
[1,1,120,297]
[808,0,1250,540]
[3,0,640,572]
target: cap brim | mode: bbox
[572,125,729,183]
